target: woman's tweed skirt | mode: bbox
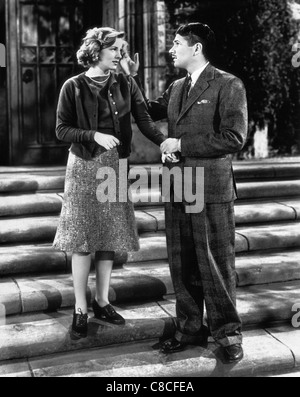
[53,147,140,254]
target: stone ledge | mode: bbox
[0,267,299,325]
[0,324,298,377]
[159,280,300,327]
[0,304,175,361]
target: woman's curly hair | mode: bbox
[77,27,125,68]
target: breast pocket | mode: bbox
[188,101,215,124]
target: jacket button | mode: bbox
[115,111,118,115]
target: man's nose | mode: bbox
[169,46,175,54]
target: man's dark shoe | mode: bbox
[160,337,187,354]
[223,344,244,363]
[70,308,88,340]
[92,300,125,325]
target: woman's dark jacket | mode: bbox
[56,72,165,160]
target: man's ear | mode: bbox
[194,42,203,56]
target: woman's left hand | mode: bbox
[120,42,140,76]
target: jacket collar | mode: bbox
[177,64,216,123]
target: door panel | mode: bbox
[7,0,103,165]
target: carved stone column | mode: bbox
[102,0,119,28]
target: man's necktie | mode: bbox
[180,75,192,111]
[185,74,192,99]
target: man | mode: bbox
[121,23,248,363]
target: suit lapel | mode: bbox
[177,64,215,124]
[169,78,185,120]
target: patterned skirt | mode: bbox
[53,148,140,253]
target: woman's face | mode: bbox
[98,38,124,73]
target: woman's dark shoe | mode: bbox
[70,308,88,340]
[160,337,187,354]
[92,300,125,325]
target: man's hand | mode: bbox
[160,138,180,154]
[120,41,140,76]
[162,153,180,164]
[94,132,120,150]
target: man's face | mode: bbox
[169,34,194,69]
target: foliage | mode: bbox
[164,0,300,155]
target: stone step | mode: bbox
[0,161,299,195]
[0,174,65,194]
[0,244,127,277]
[128,222,300,262]
[1,250,300,316]
[0,221,299,276]
[0,166,66,175]
[0,281,299,362]
[233,161,300,180]
[0,199,299,245]
[1,324,298,377]
[0,244,68,277]
[1,193,299,226]
[126,182,300,208]
[124,161,300,183]
[0,193,63,217]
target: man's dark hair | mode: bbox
[176,23,216,61]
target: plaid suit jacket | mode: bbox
[137,64,248,203]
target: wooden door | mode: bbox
[6,0,102,165]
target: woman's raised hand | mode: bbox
[120,41,140,76]
[94,132,120,150]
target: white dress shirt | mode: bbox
[178,62,210,152]
[189,61,210,91]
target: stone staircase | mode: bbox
[0,159,300,377]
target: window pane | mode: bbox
[21,5,38,46]
[57,47,73,64]
[40,47,55,63]
[21,48,37,64]
[58,6,71,46]
[39,5,55,45]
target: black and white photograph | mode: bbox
[0,0,300,380]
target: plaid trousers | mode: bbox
[165,200,243,347]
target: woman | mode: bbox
[53,27,165,340]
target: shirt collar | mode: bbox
[189,62,210,86]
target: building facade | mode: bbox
[0,0,172,165]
